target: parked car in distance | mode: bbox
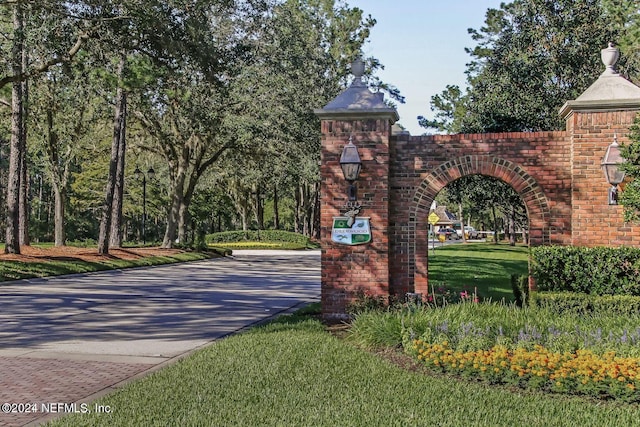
[458,225,479,239]
[438,227,460,240]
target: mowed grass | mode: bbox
[429,243,529,301]
[0,251,214,282]
[47,311,640,427]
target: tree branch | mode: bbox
[0,30,89,90]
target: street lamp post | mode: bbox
[134,166,155,244]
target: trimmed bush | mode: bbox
[529,292,592,314]
[530,291,640,316]
[206,230,313,246]
[531,246,640,295]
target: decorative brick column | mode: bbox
[560,43,640,247]
[315,59,399,321]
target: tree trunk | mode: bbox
[5,3,25,254]
[509,206,516,246]
[162,170,185,248]
[177,198,188,244]
[52,182,66,246]
[302,184,311,237]
[459,204,466,243]
[273,185,279,229]
[45,105,66,246]
[109,92,127,248]
[240,205,249,232]
[18,133,28,246]
[491,205,498,244]
[311,182,320,239]
[18,44,29,246]
[253,187,264,230]
[98,58,126,254]
[162,197,179,248]
[294,184,301,234]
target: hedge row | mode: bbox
[205,230,311,245]
[530,292,640,316]
[531,246,640,296]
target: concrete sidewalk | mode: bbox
[0,250,320,426]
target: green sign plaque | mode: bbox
[331,217,371,245]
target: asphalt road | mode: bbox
[0,249,320,358]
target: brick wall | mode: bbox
[389,131,572,295]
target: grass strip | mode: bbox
[0,252,213,283]
[429,243,529,301]
[49,315,640,427]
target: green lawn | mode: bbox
[48,308,640,427]
[429,243,529,301]
[0,250,215,282]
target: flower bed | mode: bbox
[410,340,640,402]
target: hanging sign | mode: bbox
[331,217,372,245]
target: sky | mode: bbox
[346,0,505,135]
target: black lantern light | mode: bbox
[601,134,626,205]
[339,136,362,201]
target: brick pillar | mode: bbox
[314,59,399,321]
[559,44,640,247]
[316,117,396,321]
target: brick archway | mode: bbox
[409,155,551,295]
[315,48,640,321]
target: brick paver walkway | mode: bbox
[0,357,154,427]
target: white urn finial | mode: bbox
[601,42,620,76]
[350,56,365,86]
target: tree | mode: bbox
[417,85,466,134]
[0,1,101,252]
[5,1,26,253]
[602,0,640,82]
[97,55,127,254]
[440,175,527,245]
[420,0,625,134]
[220,0,390,238]
[620,116,640,221]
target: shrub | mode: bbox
[349,302,640,357]
[205,230,314,247]
[531,246,640,295]
[529,292,592,314]
[531,292,640,316]
[510,274,529,307]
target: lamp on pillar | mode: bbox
[601,134,625,205]
[339,136,362,201]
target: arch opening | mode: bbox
[408,156,551,296]
[426,174,531,302]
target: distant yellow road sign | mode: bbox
[428,212,440,226]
